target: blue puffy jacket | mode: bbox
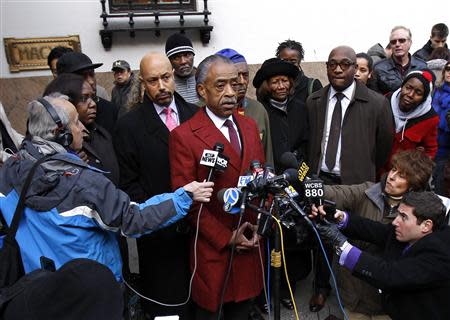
[0,141,193,281]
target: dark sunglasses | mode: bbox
[389,38,408,45]
[326,60,355,71]
[445,66,450,72]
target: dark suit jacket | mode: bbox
[170,108,265,312]
[344,215,450,320]
[96,97,119,137]
[113,92,197,317]
[307,81,394,184]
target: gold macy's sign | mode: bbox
[3,35,81,72]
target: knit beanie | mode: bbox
[402,69,435,101]
[215,48,247,64]
[165,33,195,58]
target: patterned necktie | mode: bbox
[224,119,241,154]
[163,107,177,131]
[325,92,344,172]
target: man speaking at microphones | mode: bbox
[169,54,265,320]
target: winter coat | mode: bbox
[373,55,427,95]
[324,181,397,315]
[343,215,450,320]
[307,81,394,184]
[433,83,450,159]
[111,72,135,117]
[0,140,193,281]
[388,89,438,164]
[260,95,309,173]
[368,43,388,65]
[0,102,23,163]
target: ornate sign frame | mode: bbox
[108,0,197,13]
[3,35,81,73]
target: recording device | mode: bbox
[200,143,227,182]
[323,199,337,222]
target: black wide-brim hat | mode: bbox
[57,52,103,75]
[253,58,299,88]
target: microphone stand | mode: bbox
[271,195,282,320]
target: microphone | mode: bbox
[250,160,264,179]
[280,151,299,169]
[267,168,298,185]
[199,143,225,182]
[217,188,242,214]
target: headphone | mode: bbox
[37,98,73,148]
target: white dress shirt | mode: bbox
[205,107,242,149]
[320,81,356,175]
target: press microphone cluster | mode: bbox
[217,162,298,215]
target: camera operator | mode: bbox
[311,191,450,320]
[316,150,433,319]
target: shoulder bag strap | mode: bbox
[5,155,52,241]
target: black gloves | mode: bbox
[316,220,348,253]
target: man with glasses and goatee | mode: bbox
[306,45,394,314]
[374,26,427,95]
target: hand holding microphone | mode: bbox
[183,181,215,203]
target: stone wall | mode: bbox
[0,62,328,134]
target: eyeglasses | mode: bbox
[79,95,99,103]
[326,60,355,71]
[445,66,450,72]
[389,38,409,45]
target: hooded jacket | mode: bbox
[0,139,193,281]
[388,88,438,162]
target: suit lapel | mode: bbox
[191,108,241,172]
[316,85,331,145]
[140,95,169,145]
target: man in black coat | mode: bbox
[306,45,394,312]
[314,191,450,320]
[114,52,198,319]
[413,23,449,61]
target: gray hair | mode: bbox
[391,25,412,40]
[195,54,234,86]
[27,93,70,141]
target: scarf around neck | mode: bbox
[390,88,432,138]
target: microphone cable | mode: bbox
[310,223,349,320]
[272,216,300,320]
[257,231,269,319]
[123,201,206,307]
[216,211,244,320]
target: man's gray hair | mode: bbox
[391,25,412,40]
[27,93,70,141]
[195,54,234,86]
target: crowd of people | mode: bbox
[1,22,450,320]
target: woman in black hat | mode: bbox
[253,58,311,311]
[254,58,309,173]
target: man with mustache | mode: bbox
[113,52,198,319]
[306,45,394,312]
[216,48,274,166]
[170,54,265,320]
[166,33,199,104]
